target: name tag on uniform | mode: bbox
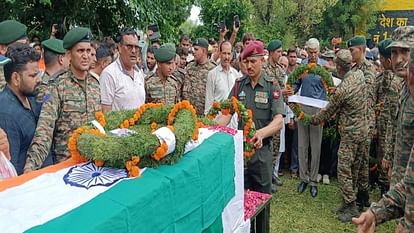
[255,91,268,104]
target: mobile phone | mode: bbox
[234,15,240,28]
[219,21,226,32]
[147,24,160,40]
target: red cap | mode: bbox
[241,40,264,60]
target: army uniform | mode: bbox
[350,43,376,200]
[25,27,101,172]
[230,73,284,194]
[375,70,403,188]
[370,145,414,231]
[173,67,186,86]
[0,66,5,91]
[145,73,182,105]
[312,69,368,206]
[182,60,215,115]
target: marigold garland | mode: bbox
[167,100,199,141]
[68,127,104,163]
[95,112,106,128]
[207,96,256,158]
[286,63,334,124]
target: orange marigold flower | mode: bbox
[132,156,140,165]
[125,160,132,171]
[167,125,175,132]
[212,101,220,109]
[151,122,157,130]
[95,160,104,167]
[130,166,140,177]
[221,108,230,116]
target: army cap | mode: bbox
[387,26,414,49]
[0,20,27,44]
[334,49,352,65]
[267,40,282,52]
[347,36,366,48]
[63,27,93,49]
[378,38,392,58]
[321,50,335,58]
[41,38,65,54]
[193,38,209,49]
[242,40,264,60]
[154,43,176,62]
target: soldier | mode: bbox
[219,40,284,194]
[347,36,377,209]
[263,40,285,192]
[24,27,101,172]
[310,49,368,222]
[182,38,215,115]
[374,38,403,195]
[0,20,28,91]
[36,38,69,103]
[352,47,414,233]
[145,43,182,105]
[383,26,414,190]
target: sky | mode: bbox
[189,5,201,24]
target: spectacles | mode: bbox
[122,43,140,51]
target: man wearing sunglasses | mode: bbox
[100,27,145,113]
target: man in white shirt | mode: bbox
[205,41,241,114]
[100,28,145,113]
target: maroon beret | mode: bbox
[242,40,264,60]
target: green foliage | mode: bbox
[313,0,382,42]
[193,0,253,41]
[0,0,195,41]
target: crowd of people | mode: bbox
[0,18,414,232]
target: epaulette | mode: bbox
[48,69,67,84]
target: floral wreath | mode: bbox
[286,63,334,124]
[206,96,256,158]
[68,101,199,178]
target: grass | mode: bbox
[269,173,397,233]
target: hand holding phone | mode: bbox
[234,15,240,28]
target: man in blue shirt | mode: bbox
[293,38,328,198]
[0,43,45,174]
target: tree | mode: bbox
[0,0,195,41]
[313,0,382,45]
[193,0,253,41]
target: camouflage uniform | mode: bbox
[351,59,376,193]
[389,84,414,188]
[145,72,182,105]
[24,71,101,171]
[370,145,414,231]
[173,67,186,86]
[311,69,368,204]
[375,71,403,187]
[182,60,215,115]
[0,66,5,91]
[263,62,284,177]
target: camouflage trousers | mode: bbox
[377,134,390,185]
[338,138,369,204]
[272,134,280,169]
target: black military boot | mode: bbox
[338,202,360,223]
[331,199,346,215]
[356,190,370,211]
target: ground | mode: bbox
[269,173,396,233]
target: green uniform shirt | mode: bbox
[145,72,182,105]
[0,65,5,91]
[229,73,284,135]
[25,70,101,171]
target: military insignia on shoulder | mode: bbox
[42,93,52,103]
[238,90,246,100]
[272,90,280,99]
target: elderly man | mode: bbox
[289,38,328,198]
[310,50,368,222]
[353,47,414,233]
[219,40,284,194]
[100,27,145,113]
[182,38,216,115]
[205,41,241,114]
